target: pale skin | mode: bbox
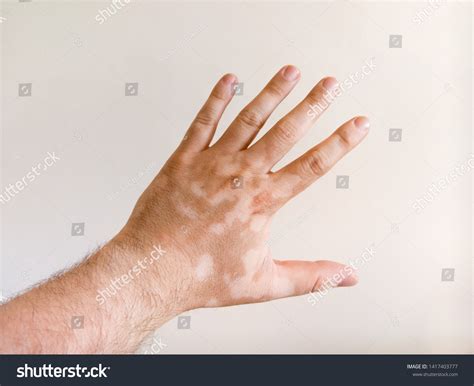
[0,65,369,354]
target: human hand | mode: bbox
[118,65,369,314]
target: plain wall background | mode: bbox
[1,0,472,354]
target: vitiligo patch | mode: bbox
[190,182,206,198]
[195,254,214,282]
[250,215,267,232]
[209,223,225,235]
[177,204,199,219]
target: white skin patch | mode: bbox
[271,274,296,299]
[272,173,302,200]
[224,197,252,226]
[172,192,199,218]
[195,254,214,282]
[209,222,225,235]
[229,277,250,299]
[249,215,267,232]
[241,248,261,275]
[190,182,206,198]
[177,204,199,219]
[229,275,267,300]
[220,161,240,176]
[208,190,228,206]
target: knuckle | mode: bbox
[302,150,331,177]
[210,89,228,104]
[164,157,186,177]
[306,88,327,109]
[237,107,263,128]
[169,150,190,168]
[312,274,325,292]
[335,129,355,150]
[266,82,286,98]
[193,110,215,127]
[274,119,299,145]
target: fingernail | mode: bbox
[223,73,236,85]
[354,116,370,131]
[323,77,338,90]
[338,270,359,287]
[282,65,300,81]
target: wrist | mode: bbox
[95,232,191,333]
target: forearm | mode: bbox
[0,235,179,354]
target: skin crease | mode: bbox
[0,65,369,354]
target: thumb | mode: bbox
[268,259,358,301]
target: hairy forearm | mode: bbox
[0,235,179,354]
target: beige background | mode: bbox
[0,0,472,354]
